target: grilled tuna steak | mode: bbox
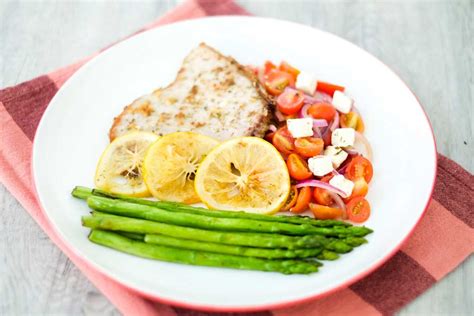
[109,43,273,141]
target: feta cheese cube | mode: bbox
[329,175,354,197]
[332,128,355,147]
[287,118,314,138]
[332,91,353,114]
[308,156,333,177]
[324,146,349,168]
[295,72,318,95]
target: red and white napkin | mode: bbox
[0,0,472,315]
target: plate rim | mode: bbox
[31,15,438,312]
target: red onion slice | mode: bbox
[313,119,328,128]
[298,103,311,118]
[329,111,340,131]
[344,147,359,156]
[327,191,347,219]
[313,126,322,138]
[275,110,286,122]
[297,104,328,138]
[314,91,333,103]
[299,103,328,124]
[285,87,329,105]
[268,124,277,132]
[312,121,326,138]
[303,95,321,104]
[354,131,373,161]
[295,179,348,198]
[337,160,350,174]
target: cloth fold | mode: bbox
[0,0,472,315]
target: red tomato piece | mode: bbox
[257,61,277,85]
[294,137,324,158]
[290,187,312,213]
[264,70,295,96]
[286,154,313,180]
[344,177,369,202]
[346,197,371,223]
[312,175,334,206]
[277,89,305,115]
[272,127,295,154]
[264,131,275,143]
[280,185,298,211]
[309,203,343,219]
[264,61,276,74]
[307,103,337,122]
[279,61,300,82]
[345,156,373,183]
[316,81,345,96]
[341,111,365,132]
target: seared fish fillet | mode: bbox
[109,43,273,141]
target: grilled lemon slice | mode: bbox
[94,132,159,197]
[195,137,290,214]
[142,132,219,203]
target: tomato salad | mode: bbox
[250,61,374,223]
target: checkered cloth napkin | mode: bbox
[0,0,472,315]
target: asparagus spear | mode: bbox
[143,234,322,259]
[89,230,319,274]
[341,236,368,247]
[83,213,330,249]
[324,240,353,253]
[316,250,340,261]
[118,232,144,241]
[87,196,372,237]
[72,186,93,200]
[72,186,350,227]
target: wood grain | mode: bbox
[0,0,472,315]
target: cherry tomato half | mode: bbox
[316,81,345,96]
[279,61,300,82]
[264,70,295,96]
[264,131,275,143]
[341,111,365,133]
[287,154,313,180]
[345,156,373,183]
[308,103,337,122]
[257,61,277,85]
[277,89,305,115]
[264,61,276,74]
[346,197,371,223]
[344,177,369,202]
[281,185,298,211]
[291,187,312,213]
[313,175,334,206]
[272,127,295,154]
[294,137,324,158]
[309,203,343,219]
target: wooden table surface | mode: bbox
[1,0,472,315]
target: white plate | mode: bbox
[32,16,437,311]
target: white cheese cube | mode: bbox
[332,128,355,147]
[329,175,354,197]
[332,91,353,114]
[308,156,334,177]
[324,146,349,168]
[295,72,318,95]
[287,118,314,138]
